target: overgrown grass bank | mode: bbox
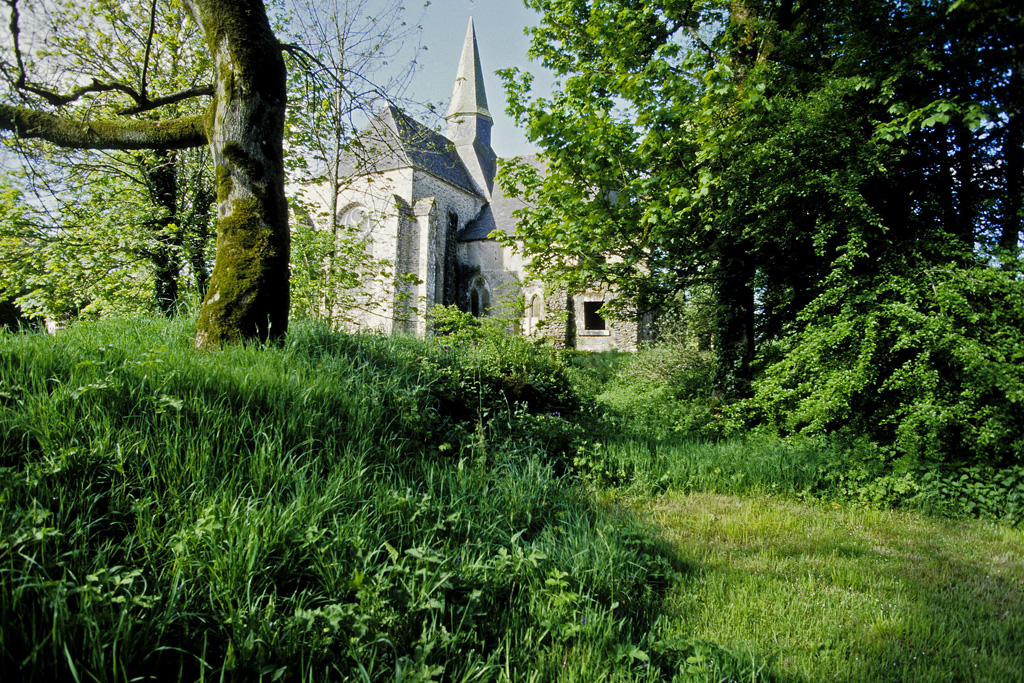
[0,318,747,682]
[3,316,1022,682]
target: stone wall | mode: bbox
[409,172,486,334]
[308,165,646,350]
[531,287,641,352]
[309,166,488,335]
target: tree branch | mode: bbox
[282,43,377,101]
[4,0,211,114]
[0,104,208,150]
[684,24,723,61]
[141,0,160,100]
[117,86,215,115]
[21,78,145,108]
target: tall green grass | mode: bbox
[572,434,830,497]
[7,316,1017,682]
[1,317,760,682]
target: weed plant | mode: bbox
[0,317,760,682]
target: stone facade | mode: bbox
[308,18,643,351]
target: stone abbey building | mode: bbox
[307,18,642,351]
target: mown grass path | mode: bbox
[630,493,1024,683]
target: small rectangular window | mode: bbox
[583,301,606,331]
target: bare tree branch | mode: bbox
[117,86,215,115]
[141,0,160,100]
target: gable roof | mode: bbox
[459,154,543,241]
[342,105,482,198]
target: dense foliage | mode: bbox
[742,264,1024,467]
[1,317,758,682]
[501,0,1022,469]
[1,0,1022,677]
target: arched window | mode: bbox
[339,204,371,254]
[530,295,542,318]
[469,276,490,317]
[339,204,366,230]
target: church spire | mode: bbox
[446,17,491,121]
[446,17,496,197]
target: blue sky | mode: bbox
[396,0,555,158]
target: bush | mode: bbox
[426,309,583,422]
[597,341,716,440]
[742,264,1024,467]
[913,464,1024,525]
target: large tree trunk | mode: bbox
[185,0,290,345]
[1001,65,1023,263]
[705,2,767,402]
[0,0,291,345]
[712,251,756,403]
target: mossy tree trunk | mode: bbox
[0,0,290,346]
[184,0,289,345]
[705,3,765,402]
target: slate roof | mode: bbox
[459,154,542,242]
[341,105,482,198]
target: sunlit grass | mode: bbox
[637,492,1024,683]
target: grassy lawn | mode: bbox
[631,493,1024,683]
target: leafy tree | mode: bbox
[501,0,1022,406]
[0,140,215,320]
[499,0,818,399]
[2,0,217,314]
[0,172,167,320]
[1,0,288,345]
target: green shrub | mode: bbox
[913,465,1024,525]
[597,341,715,440]
[814,435,924,507]
[742,264,1024,467]
[426,303,492,343]
[562,349,631,400]
[428,335,582,422]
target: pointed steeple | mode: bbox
[446,17,491,121]
[446,17,496,197]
